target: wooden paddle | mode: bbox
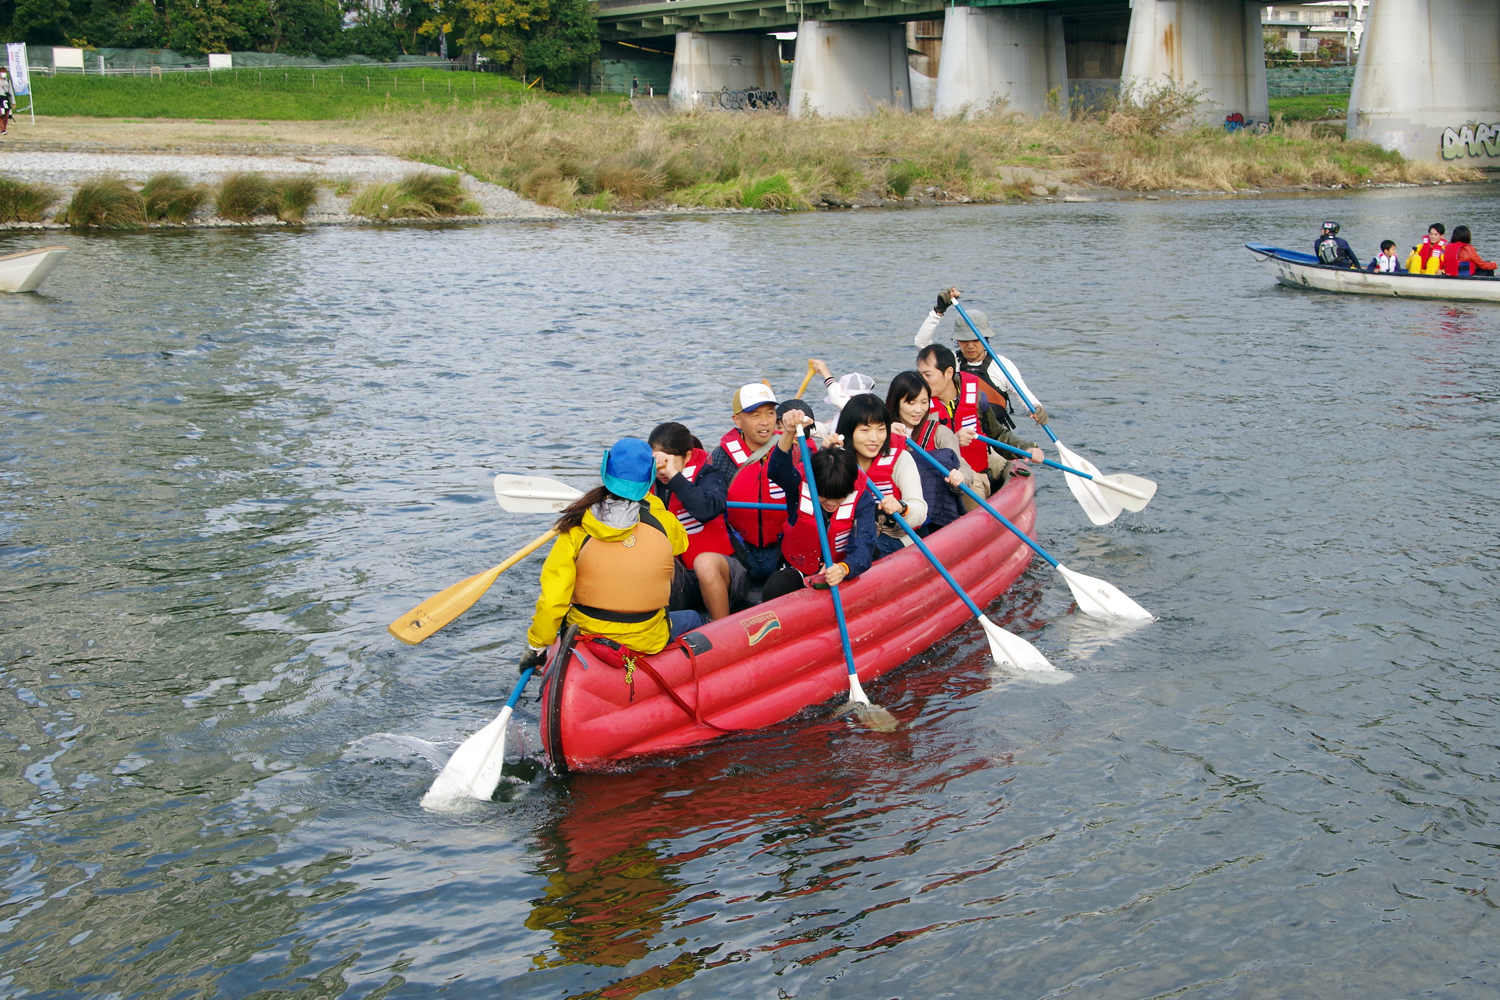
[794,359,817,399]
[388,529,556,645]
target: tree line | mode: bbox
[0,0,600,87]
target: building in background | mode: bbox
[1263,2,1369,63]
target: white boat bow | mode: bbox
[0,246,68,293]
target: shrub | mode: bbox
[268,176,318,222]
[0,177,59,223]
[349,182,437,221]
[886,163,920,197]
[398,172,467,215]
[215,173,274,221]
[61,178,145,230]
[141,174,208,223]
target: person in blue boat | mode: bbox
[1367,240,1404,273]
[1314,221,1359,268]
[520,438,701,672]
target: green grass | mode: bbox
[349,172,479,220]
[31,67,539,120]
[0,177,60,222]
[141,173,208,222]
[61,177,146,229]
[1269,94,1349,123]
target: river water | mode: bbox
[3,187,1499,999]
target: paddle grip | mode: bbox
[952,301,1062,446]
[904,438,1060,569]
[798,429,860,679]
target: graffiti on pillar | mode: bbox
[1440,123,1500,160]
[695,87,783,111]
[1223,112,1270,135]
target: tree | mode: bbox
[523,0,597,89]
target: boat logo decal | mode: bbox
[742,611,781,646]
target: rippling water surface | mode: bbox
[3,188,1499,999]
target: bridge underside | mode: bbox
[599,0,1500,165]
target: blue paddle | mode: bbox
[905,439,1153,620]
[863,479,1061,676]
[950,300,1124,525]
[976,435,1157,511]
[796,427,896,731]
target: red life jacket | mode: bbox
[930,372,988,472]
[863,433,906,504]
[1420,237,1446,268]
[720,428,787,548]
[1442,240,1463,276]
[780,468,869,576]
[664,448,735,565]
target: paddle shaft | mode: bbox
[864,481,983,619]
[977,435,1153,502]
[797,430,860,679]
[388,528,557,644]
[951,301,1061,446]
[905,439,1061,569]
[794,360,816,399]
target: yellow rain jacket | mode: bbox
[526,493,688,654]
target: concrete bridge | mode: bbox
[596,0,1499,165]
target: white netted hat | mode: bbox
[826,373,875,405]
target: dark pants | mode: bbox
[735,543,782,586]
[760,566,807,603]
[668,610,704,638]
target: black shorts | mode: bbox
[669,557,750,615]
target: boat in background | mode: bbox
[1246,242,1500,303]
[0,246,68,293]
[539,473,1039,774]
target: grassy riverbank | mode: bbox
[385,101,1479,211]
[29,68,567,119]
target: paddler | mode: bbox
[648,421,746,621]
[832,393,927,557]
[916,343,1043,502]
[759,408,878,602]
[912,286,1050,427]
[519,439,701,674]
[709,382,787,586]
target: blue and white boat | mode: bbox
[1246,243,1500,303]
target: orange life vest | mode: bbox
[571,502,675,620]
[664,448,735,566]
[779,468,869,576]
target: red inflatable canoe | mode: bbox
[538,472,1037,773]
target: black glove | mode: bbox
[518,648,546,675]
[936,289,954,314]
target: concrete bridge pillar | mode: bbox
[668,32,785,112]
[1120,0,1269,125]
[1347,0,1500,165]
[789,21,912,118]
[932,6,1068,118]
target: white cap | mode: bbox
[731,382,778,414]
[826,373,875,406]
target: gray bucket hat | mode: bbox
[953,308,991,341]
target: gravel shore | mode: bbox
[0,144,565,227]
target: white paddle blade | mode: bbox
[1056,563,1154,621]
[420,705,513,811]
[978,614,1061,674]
[842,674,898,730]
[1093,473,1158,512]
[493,474,582,513]
[1054,442,1123,525]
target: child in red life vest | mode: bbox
[648,421,747,621]
[759,408,878,603]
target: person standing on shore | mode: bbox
[631,75,639,98]
[0,67,13,136]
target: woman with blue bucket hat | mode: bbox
[519,439,702,675]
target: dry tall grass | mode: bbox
[378,99,1479,211]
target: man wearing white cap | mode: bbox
[710,382,788,584]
